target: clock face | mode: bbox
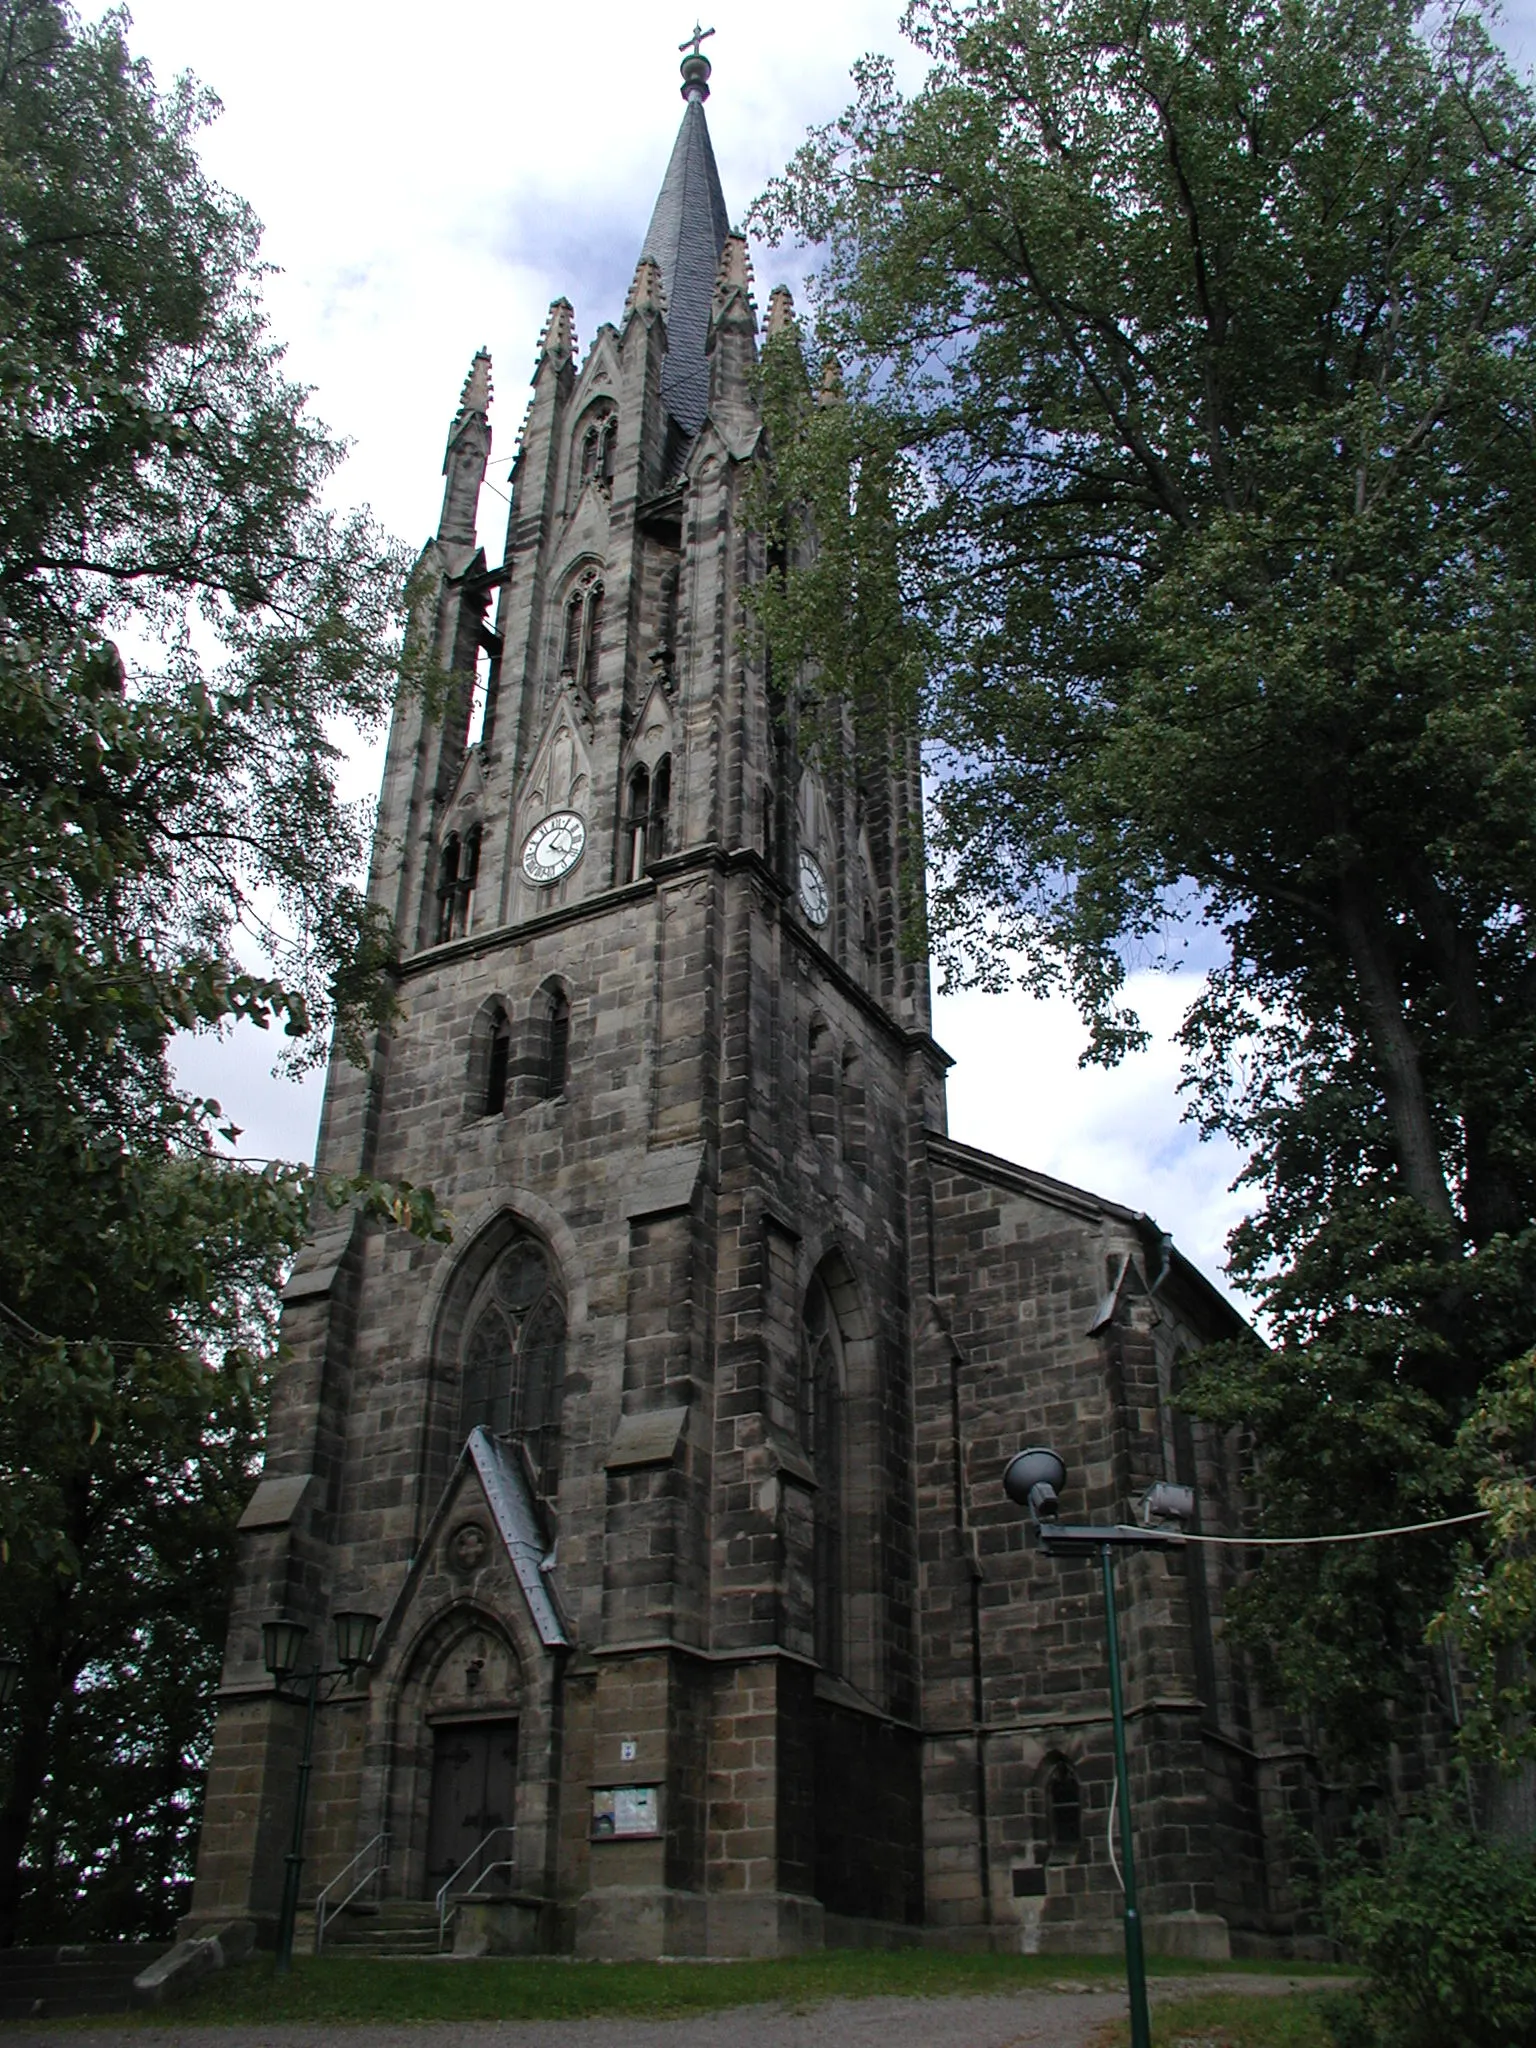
[521,810,587,885]
[797,850,830,928]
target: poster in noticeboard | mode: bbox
[591,1784,661,1838]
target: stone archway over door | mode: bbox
[426,1719,519,1896]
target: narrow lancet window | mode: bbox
[485,1007,512,1116]
[544,985,570,1098]
[435,834,460,946]
[627,767,650,881]
[648,754,671,866]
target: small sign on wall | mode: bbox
[591,1784,662,1838]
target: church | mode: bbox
[186,40,1313,1961]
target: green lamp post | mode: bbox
[1002,1448,1187,2048]
[261,1608,381,1973]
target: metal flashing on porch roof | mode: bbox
[467,1426,569,1649]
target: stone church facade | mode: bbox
[187,47,1312,1960]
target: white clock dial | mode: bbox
[797,850,830,928]
[521,810,587,885]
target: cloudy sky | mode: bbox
[115,0,1536,1313]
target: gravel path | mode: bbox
[0,1974,1347,2048]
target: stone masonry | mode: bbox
[185,45,1315,1960]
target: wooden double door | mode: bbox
[424,1719,518,1896]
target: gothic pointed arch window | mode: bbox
[561,590,584,676]
[459,1233,567,1504]
[581,583,604,695]
[541,980,570,1098]
[648,753,671,865]
[435,833,460,945]
[599,415,617,484]
[801,1273,846,1674]
[484,1005,512,1116]
[581,423,600,482]
[1044,1758,1082,1856]
[626,764,650,882]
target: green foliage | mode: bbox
[1431,1353,1536,1773]
[0,0,444,1942]
[754,0,1536,1761]
[1322,1815,1536,2048]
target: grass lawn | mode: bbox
[1089,1989,1343,2048]
[85,1949,1343,2028]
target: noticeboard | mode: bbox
[591,1784,662,1839]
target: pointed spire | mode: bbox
[535,298,576,377]
[640,50,730,436]
[625,254,668,320]
[765,284,796,340]
[457,347,492,417]
[710,233,755,331]
[817,354,844,407]
[440,348,493,546]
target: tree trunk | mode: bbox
[1335,869,1458,1233]
[0,1668,59,1947]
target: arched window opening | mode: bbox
[581,584,604,695]
[801,1274,845,1675]
[459,1233,567,1504]
[456,823,482,939]
[648,754,671,866]
[484,1006,512,1116]
[543,985,570,1099]
[561,591,584,676]
[1046,1762,1081,1855]
[809,1018,837,1147]
[626,765,650,882]
[599,415,617,484]
[435,834,461,945]
[581,425,599,481]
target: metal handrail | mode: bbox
[314,1830,390,1954]
[435,1824,515,1950]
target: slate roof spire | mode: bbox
[638,29,731,437]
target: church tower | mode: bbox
[188,42,1307,1963]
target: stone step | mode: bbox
[311,1899,445,1957]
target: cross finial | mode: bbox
[677,22,716,100]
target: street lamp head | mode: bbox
[1003,1446,1067,1524]
[332,1610,380,1676]
[0,1656,19,1709]
[261,1617,309,1681]
[1140,1481,1196,1526]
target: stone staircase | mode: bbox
[0,1943,168,2021]
[305,1898,444,1958]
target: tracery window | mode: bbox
[801,1274,846,1674]
[459,1234,567,1503]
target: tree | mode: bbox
[0,0,442,1941]
[753,0,1536,1775]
